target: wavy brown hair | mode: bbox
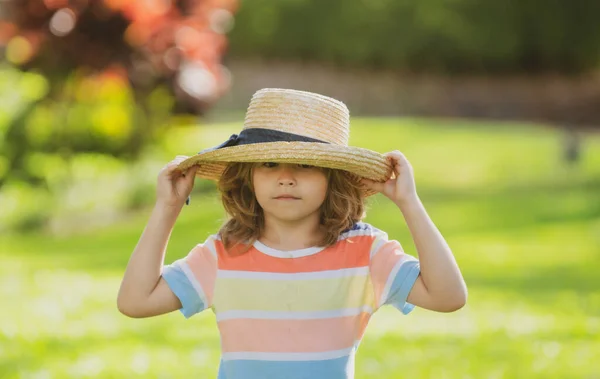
[217,162,366,252]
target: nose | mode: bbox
[277,164,296,187]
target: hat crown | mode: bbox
[243,88,350,146]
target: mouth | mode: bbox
[274,195,301,200]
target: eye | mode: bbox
[297,164,314,169]
[262,162,278,168]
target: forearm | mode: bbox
[118,202,182,304]
[397,196,467,304]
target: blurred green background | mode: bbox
[1,1,599,378]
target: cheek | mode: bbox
[308,175,328,204]
[252,172,267,202]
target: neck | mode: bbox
[261,215,324,251]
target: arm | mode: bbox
[397,195,467,312]
[117,156,197,318]
[362,151,467,312]
[117,203,183,318]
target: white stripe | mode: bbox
[180,261,208,306]
[204,237,218,258]
[379,255,413,307]
[222,347,355,362]
[369,236,388,259]
[253,240,325,258]
[216,306,373,322]
[217,267,369,281]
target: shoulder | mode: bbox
[336,222,396,263]
[336,222,388,256]
[187,234,220,260]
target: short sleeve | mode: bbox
[369,229,420,314]
[162,235,218,318]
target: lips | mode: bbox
[274,195,300,200]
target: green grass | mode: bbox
[1,117,599,378]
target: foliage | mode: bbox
[0,0,237,108]
[228,0,600,74]
[0,0,237,192]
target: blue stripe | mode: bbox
[162,262,205,318]
[386,260,421,314]
[218,355,354,379]
[343,222,381,233]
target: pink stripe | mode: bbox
[216,237,373,273]
[186,244,217,306]
[219,314,371,353]
[369,239,405,304]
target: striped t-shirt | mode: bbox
[162,222,421,379]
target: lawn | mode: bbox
[1,117,599,378]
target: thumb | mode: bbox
[184,165,198,186]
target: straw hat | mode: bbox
[178,88,393,195]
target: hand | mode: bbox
[156,156,197,208]
[361,150,418,205]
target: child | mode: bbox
[117,88,467,379]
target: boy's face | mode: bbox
[252,162,328,224]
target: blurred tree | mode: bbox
[228,0,600,75]
[0,0,237,187]
[225,0,600,136]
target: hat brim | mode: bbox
[177,141,393,196]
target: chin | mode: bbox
[266,209,318,223]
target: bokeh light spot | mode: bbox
[19,72,50,102]
[49,8,77,37]
[210,9,234,34]
[177,62,217,100]
[6,36,34,64]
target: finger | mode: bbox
[164,161,183,175]
[166,156,187,166]
[163,156,189,174]
[172,155,189,163]
[384,156,400,177]
[360,178,385,193]
[386,150,405,158]
[385,150,407,164]
[161,161,178,175]
[183,165,198,184]
[384,152,397,164]
[173,157,189,167]
[385,151,408,175]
